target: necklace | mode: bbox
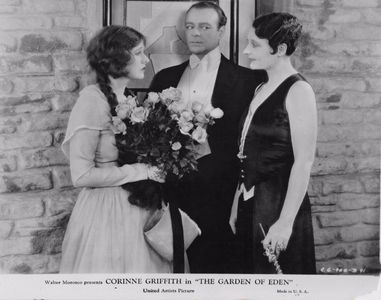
[238,83,265,158]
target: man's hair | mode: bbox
[186,1,227,28]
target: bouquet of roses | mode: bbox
[112,87,223,209]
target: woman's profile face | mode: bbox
[243,28,277,71]
[125,41,149,80]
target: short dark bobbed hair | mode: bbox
[186,1,227,28]
[253,12,302,56]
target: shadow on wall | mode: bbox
[11,215,70,274]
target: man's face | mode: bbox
[184,8,225,58]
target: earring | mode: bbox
[277,44,287,56]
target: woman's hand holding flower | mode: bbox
[262,218,293,256]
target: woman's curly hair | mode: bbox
[86,26,163,210]
[86,25,145,116]
[253,13,302,56]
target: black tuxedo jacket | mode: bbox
[150,55,267,234]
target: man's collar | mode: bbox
[189,47,221,71]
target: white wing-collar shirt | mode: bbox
[177,47,221,110]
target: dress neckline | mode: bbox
[256,73,299,99]
[250,73,299,113]
[239,73,300,157]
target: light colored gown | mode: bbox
[60,84,172,273]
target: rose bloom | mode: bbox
[146,92,160,104]
[126,96,137,106]
[170,113,179,120]
[179,120,194,134]
[191,126,207,143]
[210,108,224,119]
[119,95,137,106]
[171,141,182,151]
[111,116,127,134]
[115,103,132,119]
[194,111,209,125]
[168,100,187,114]
[130,106,149,124]
[160,87,182,105]
[116,95,137,118]
[118,95,129,104]
[180,110,194,122]
[191,101,203,114]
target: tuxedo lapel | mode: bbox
[150,61,189,93]
[211,55,236,108]
[170,61,188,88]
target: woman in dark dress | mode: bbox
[229,13,317,274]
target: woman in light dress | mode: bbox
[60,25,171,273]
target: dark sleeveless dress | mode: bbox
[235,73,316,274]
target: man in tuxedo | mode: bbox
[150,1,266,273]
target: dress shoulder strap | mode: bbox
[275,73,309,101]
[282,73,307,89]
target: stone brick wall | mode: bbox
[0,0,380,274]
[0,0,99,273]
[290,0,381,273]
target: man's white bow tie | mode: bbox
[189,55,204,69]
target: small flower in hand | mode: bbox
[259,223,283,274]
[263,243,283,274]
